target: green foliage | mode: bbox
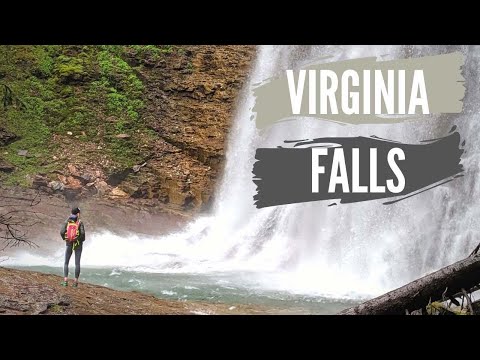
[0,45,159,184]
[129,45,174,60]
[57,106,94,135]
[49,304,64,314]
[32,46,60,78]
[93,47,147,170]
[1,104,52,186]
[56,54,86,81]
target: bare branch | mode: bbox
[0,191,41,250]
[470,242,480,257]
[462,288,475,315]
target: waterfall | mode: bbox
[8,45,480,300]
[179,44,480,297]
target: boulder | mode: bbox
[107,168,132,186]
[65,176,82,189]
[110,187,129,198]
[48,181,65,191]
[80,174,94,183]
[95,180,110,195]
[67,164,78,176]
[133,162,147,173]
[0,128,18,146]
[131,183,154,199]
[32,174,49,188]
[0,159,14,173]
[84,182,98,196]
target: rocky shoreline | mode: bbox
[0,267,267,315]
[0,186,272,315]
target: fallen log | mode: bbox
[472,299,480,314]
[340,245,480,315]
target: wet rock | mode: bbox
[110,187,129,198]
[131,183,152,199]
[32,174,49,188]
[0,128,18,146]
[0,267,265,315]
[84,184,98,196]
[107,168,132,187]
[33,303,49,315]
[70,174,91,186]
[80,174,94,183]
[65,176,82,189]
[133,162,147,173]
[48,181,65,191]
[67,164,78,176]
[63,187,82,201]
[95,180,110,195]
[0,159,15,173]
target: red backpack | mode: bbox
[65,220,80,242]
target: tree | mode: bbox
[0,192,40,251]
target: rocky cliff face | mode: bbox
[122,46,255,211]
[0,46,255,213]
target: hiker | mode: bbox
[60,207,85,287]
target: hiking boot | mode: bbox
[61,281,68,287]
[72,282,78,288]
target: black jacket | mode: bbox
[60,218,85,243]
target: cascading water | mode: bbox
[7,45,480,306]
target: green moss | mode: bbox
[1,105,54,187]
[57,107,94,135]
[49,304,64,314]
[92,47,147,172]
[55,54,87,82]
[128,45,174,61]
[0,45,159,184]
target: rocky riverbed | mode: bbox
[0,186,272,315]
[0,267,268,315]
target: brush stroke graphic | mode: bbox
[252,52,465,129]
[252,128,464,208]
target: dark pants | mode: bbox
[64,243,83,279]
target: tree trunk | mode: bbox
[339,252,480,315]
